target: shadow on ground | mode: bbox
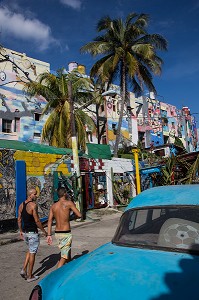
[33,250,89,277]
[33,253,60,276]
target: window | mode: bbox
[34,113,41,121]
[112,100,116,112]
[2,119,12,133]
[14,117,20,132]
[113,206,199,253]
[152,209,161,220]
[86,131,93,142]
[161,110,167,117]
[133,210,148,229]
[102,136,107,144]
[33,132,41,138]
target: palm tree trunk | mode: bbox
[113,61,126,157]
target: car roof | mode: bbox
[126,184,199,210]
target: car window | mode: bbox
[129,210,148,230]
[113,206,199,254]
[152,209,161,220]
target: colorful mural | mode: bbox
[0,147,72,221]
[0,47,50,143]
[0,149,16,220]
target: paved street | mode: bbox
[0,213,121,300]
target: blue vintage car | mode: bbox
[29,185,199,300]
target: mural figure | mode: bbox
[27,174,53,219]
[0,150,16,220]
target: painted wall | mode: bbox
[102,157,135,205]
[105,85,139,151]
[0,48,50,143]
[0,148,71,221]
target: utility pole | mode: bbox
[68,81,83,217]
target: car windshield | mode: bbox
[112,206,199,254]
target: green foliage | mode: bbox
[81,12,167,156]
[160,154,199,185]
[25,69,95,149]
[119,154,134,159]
[179,155,199,184]
[160,155,177,185]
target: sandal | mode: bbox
[27,275,39,283]
[20,269,27,279]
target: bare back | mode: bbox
[51,198,81,231]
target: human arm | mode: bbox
[17,204,24,240]
[32,204,47,237]
[47,206,54,245]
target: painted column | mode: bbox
[132,149,141,194]
[106,169,114,206]
[15,160,26,217]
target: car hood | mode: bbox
[40,243,199,300]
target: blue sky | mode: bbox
[0,0,199,121]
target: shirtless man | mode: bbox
[47,187,82,268]
[18,187,47,282]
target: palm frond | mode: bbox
[97,16,113,32]
[25,67,96,149]
[80,41,112,56]
[134,13,150,28]
[181,155,199,184]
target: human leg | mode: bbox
[57,257,68,268]
[27,253,36,279]
[23,251,30,272]
[25,233,40,280]
[55,233,72,268]
[20,251,30,278]
[20,234,29,278]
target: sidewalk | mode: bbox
[0,208,122,246]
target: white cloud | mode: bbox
[0,6,57,51]
[60,0,82,10]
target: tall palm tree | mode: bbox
[81,13,167,156]
[25,69,95,150]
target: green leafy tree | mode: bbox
[161,155,177,185]
[25,69,95,149]
[160,154,199,185]
[81,13,167,156]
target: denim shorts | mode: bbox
[23,232,40,254]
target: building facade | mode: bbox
[0,47,50,143]
[103,90,197,154]
[0,47,197,154]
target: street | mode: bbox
[0,213,121,300]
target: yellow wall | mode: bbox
[13,151,71,176]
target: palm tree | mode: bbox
[81,13,167,156]
[25,69,95,150]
